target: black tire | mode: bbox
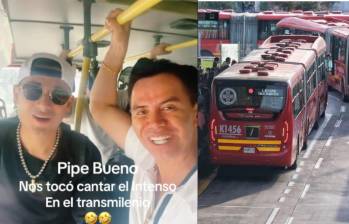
[289,152,298,170]
[288,138,299,170]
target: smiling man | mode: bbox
[90,9,198,224]
[0,53,102,223]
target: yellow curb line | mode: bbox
[198,168,218,196]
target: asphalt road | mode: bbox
[199,90,349,224]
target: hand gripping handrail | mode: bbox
[73,0,162,131]
[68,0,162,58]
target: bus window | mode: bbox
[219,20,230,40]
[199,20,219,39]
[306,62,316,100]
[258,20,278,41]
[293,94,301,117]
[216,80,287,117]
[292,77,305,117]
[332,36,346,62]
[319,54,327,80]
[0,67,20,118]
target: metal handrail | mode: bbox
[124,39,198,62]
[73,0,162,131]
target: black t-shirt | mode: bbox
[0,117,102,224]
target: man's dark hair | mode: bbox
[128,58,198,105]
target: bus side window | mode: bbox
[293,95,301,117]
[293,79,304,117]
[306,62,316,99]
[325,54,333,73]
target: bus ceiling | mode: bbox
[1,0,197,66]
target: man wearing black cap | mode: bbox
[0,53,102,223]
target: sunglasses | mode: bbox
[21,82,71,105]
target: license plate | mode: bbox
[243,147,256,154]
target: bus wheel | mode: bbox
[289,153,298,170]
[288,139,299,170]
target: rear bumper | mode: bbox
[210,145,292,167]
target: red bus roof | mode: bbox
[277,17,349,38]
[277,17,329,33]
[198,9,233,20]
[215,35,326,86]
[199,9,349,21]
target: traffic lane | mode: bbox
[198,113,335,224]
[281,103,349,223]
[198,166,289,224]
[198,92,342,224]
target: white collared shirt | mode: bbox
[124,127,197,224]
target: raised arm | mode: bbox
[90,9,131,149]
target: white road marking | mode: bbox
[284,188,291,194]
[292,174,299,180]
[217,205,274,209]
[299,161,305,166]
[285,217,294,224]
[325,136,333,147]
[265,207,280,224]
[301,184,310,199]
[205,213,254,217]
[341,106,346,113]
[296,167,302,172]
[303,114,332,159]
[314,158,324,169]
[288,181,295,187]
[279,197,286,203]
[198,204,274,209]
[335,119,342,128]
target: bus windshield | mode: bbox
[216,80,287,114]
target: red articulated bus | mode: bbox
[277,17,349,101]
[198,9,232,57]
[257,10,349,45]
[198,9,349,57]
[209,35,327,169]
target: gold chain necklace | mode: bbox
[16,123,60,193]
